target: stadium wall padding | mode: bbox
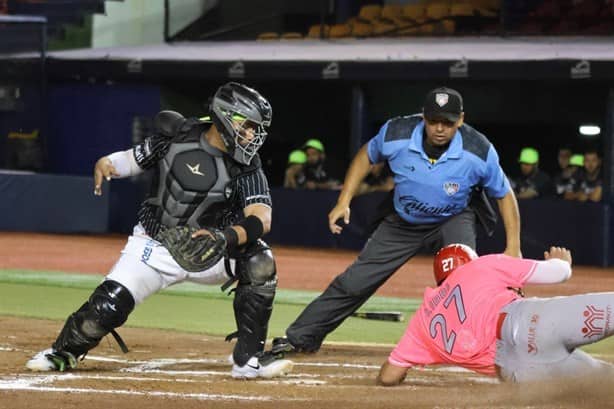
[46,83,160,175]
[0,179,610,266]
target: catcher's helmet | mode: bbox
[210,82,272,165]
[433,244,478,285]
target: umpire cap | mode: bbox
[423,87,463,122]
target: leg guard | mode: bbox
[52,280,135,358]
[231,240,277,367]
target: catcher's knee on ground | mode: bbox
[53,280,135,357]
[230,240,277,366]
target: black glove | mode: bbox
[156,226,227,272]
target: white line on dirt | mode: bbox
[121,368,230,376]
[296,362,380,369]
[0,383,276,401]
[16,373,198,383]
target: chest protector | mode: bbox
[143,133,233,232]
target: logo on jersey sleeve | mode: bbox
[443,182,460,196]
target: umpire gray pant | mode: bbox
[286,209,476,352]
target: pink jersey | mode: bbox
[389,254,537,375]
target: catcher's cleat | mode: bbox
[231,351,293,379]
[26,348,77,372]
[271,337,299,355]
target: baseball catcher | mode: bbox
[26,82,293,378]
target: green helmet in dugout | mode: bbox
[518,147,539,165]
[288,150,307,165]
[303,138,325,153]
[569,154,584,167]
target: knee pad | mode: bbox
[89,280,135,330]
[235,239,277,287]
[53,280,135,357]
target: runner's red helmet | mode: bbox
[433,244,478,285]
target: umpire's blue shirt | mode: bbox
[367,115,511,224]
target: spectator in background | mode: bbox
[302,138,340,190]
[562,154,585,200]
[356,162,394,196]
[511,147,554,199]
[284,149,307,189]
[576,149,602,202]
[553,147,574,198]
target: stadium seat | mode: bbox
[372,17,398,36]
[402,4,426,22]
[381,4,402,20]
[280,32,303,40]
[257,32,279,40]
[396,3,426,35]
[439,20,456,34]
[351,19,373,37]
[358,4,382,21]
[472,0,500,8]
[426,3,450,20]
[450,3,475,17]
[473,0,499,17]
[419,23,435,34]
[306,24,330,39]
[329,23,352,38]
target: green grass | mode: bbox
[0,270,419,345]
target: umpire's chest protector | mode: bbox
[151,138,232,229]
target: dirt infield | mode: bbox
[2,232,614,408]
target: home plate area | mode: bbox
[2,316,613,409]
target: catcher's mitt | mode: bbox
[156,226,227,272]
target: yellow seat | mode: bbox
[351,20,374,37]
[257,32,279,40]
[372,18,398,36]
[473,0,499,8]
[419,23,435,34]
[473,0,500,16]
[381,4,403,20]
[329,23,352,38]
[306,24,330,39]
[402,4,426,21]
[426,3,450,20]
[358,4,382,21]
[437,20,455,34]
[450,3,475,17]
[280,32,303,40]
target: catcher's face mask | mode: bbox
[210,82,272,165]
[226,112,268,164]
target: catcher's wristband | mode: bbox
[223,226,239,249]
[237,215,264,244]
